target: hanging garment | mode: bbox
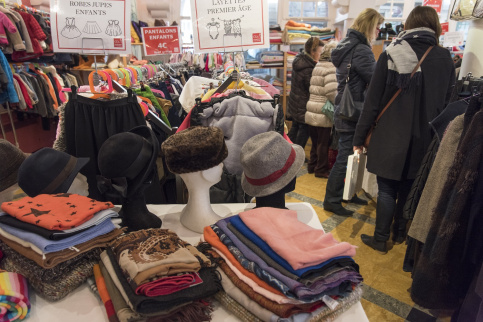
[12,11,46,61]
[63,90,149,201]
[0,7,25,52]
[0,51,19,104]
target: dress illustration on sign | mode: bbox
[61,17,81,39]
[105,20,123,37]
[218,16,244,38]
[206,18,220,40]
[83,21,102,34]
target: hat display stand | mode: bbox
[255,177,297,210]
[178,163,224,233]
[98,126,162,232]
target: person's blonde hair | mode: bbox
[350,8,384,43]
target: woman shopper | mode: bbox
[287,37,324,149]
[305,41,338,178]
[323,8,384,217]
[353,6,455,254]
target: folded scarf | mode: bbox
[385,27,437,90]
[1,253,96,302]
[136,272,203,297]
[100,262,212,322]
[0,271,30,321]
[284,26,312,32]
[230,216,354,277]
[203,226,286,299]
[110,229,210,288]
[239,208,356,270]
[0,217,115,254]
[211,251,322,318]
[93,264,119,322]
[103,248,221,315]
[214,291,263,322]
[0,229,122,269]
[213,223,362,302]
[0,210,118,240]
[227,223,359,288]
[0,193,114,230]
[216,269,274,322]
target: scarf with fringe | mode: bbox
[386,27,437,90]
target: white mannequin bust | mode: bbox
[67,173,89,196]
[179,163,223,233]
[0,183,19,205]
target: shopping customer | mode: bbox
[353,6,455,253]
[287,37,324,150]
[305,41,338,178]
[323,9,384,217]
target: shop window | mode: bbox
[379,2,404,19]
[180,0,193,45]
[268,0,279,25]
[284,0,329,25]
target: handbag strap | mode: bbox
[346,48,356,82]
[373,45,434,126]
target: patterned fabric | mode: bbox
[93,264,119,322]
[0,271,30,321]
[110,229,210,288]
[136,272,202,297]
[1,193,114,230]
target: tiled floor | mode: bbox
[288,144,439,322]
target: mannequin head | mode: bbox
[67,173,89,196]
[0,139,26,199]
[0,183,19,205]
[255,177,297,209]
[179,163,224,189]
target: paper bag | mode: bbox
[343,153,367,200]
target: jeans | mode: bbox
[288,121,310,149]
[308,126,331,176]
[374,176,414,242]
[324,132,354,207]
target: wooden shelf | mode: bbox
[132,43,144,46]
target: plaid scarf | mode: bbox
[386,27,437,90]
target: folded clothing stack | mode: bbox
[270,25,283,44]
[0,271,30,321]
[203,207,363,322]
[0,193,122,301]
[98,229,222,321]
[260,51,284,68]
[283,21,336,43]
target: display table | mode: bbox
[27,202,368,322]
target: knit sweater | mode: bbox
[305,60,337,128]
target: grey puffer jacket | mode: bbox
[331,29,376,132]
[287,52,316,123]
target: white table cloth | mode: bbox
[27,202,368,322]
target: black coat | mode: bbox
[353,39,455,181]
[287,52,316,123]
[331,29,376,132]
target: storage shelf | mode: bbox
[246,66,284,70]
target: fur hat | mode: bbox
[98,126,159,197]
[18,147,88,197]
[161,126,228,174]
[0,140,26,192]
[241,132,304,197]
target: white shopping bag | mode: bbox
[343,152,367,200]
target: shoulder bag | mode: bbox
[337,49,364,122]
[363,45,434,149]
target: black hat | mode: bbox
[18,148,89,197]
[98,126,159,197]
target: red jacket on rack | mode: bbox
[12,11,46,61]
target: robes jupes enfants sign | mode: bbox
[190,0,269,53]
[50,0,132,55]
[142,27,181,56]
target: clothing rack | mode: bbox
[4,2,50,17]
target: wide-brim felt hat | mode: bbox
[0,140,26,192]
[17,147,89,197]
[98,126,159,197]
[241,131,304,197]
[161,126,228,174]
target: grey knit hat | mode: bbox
[241,132,304,197]
[0,140,26,192]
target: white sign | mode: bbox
[190,0,269,53]
[443,31,465,47]
[50,0,132,55]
